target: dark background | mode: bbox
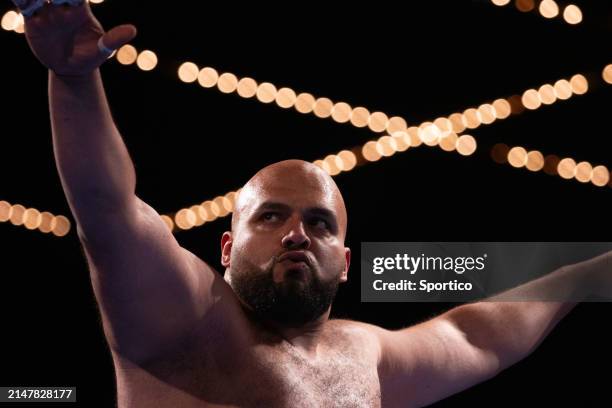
[1,0,611,406]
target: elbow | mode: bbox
[68,186,134,212]
[445,304,539,372]
[67,188,137,229]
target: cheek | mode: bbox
[315,241,347,270]
[232,231,275,264]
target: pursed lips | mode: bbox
[274,251,312,281]
[278,250,311,263]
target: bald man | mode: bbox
[14,1,611,407]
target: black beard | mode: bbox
[230,261,339,327]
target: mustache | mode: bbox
[274,250,315,268]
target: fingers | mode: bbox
[97,37,115,59]
[13,0,85,18]
[99,24,137,54]
[14,0,45,18]
[12,0,33,10]
[51,0,84,5]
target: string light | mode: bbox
[295,93,316,114]
[361,141,382,162]
[116,44,138,65]
[569,74,588,95]
[350,107,370,128]
[493,144,610,189]
[171,59,592,168]
[136,50,158,71]
[515,0,535,13]
[525,150,545,171]
[449,113,466,133]
[168,191,241,231]
[237,77,258,98]
[538,84,556,105]
[508,146,528,168]
[275,88,297,109]
[543,154,560,175]
[160,215,174,231]
[557,157,576,179]
[477,104,496,124]
[562,4,582,25]
[368,112,389,133]
[218,73,239,94]
[492,99,512,119]
[603,65,612,85]
[439,132,458,152]
[491,143,510,164]
[462,108,481,129]
[331,102,352,123]
[165,66,601,230]
[52,215,71,237]
[256,82,277,103]
[386,116,408,134]
[553,79,572,99]
[538,0,559,19]
[521,89,541,110]
[490,0,582,25]
[1,10,19,31]
[198,67,219,88]
[313,97,333,118]
[178,62,199,83]
[574,161,592,183]
[376,135,398,157]
[591,166,611,187]
[2,11,606,233]
[0,200,71,237]
[455,135,477,156]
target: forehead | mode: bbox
[231,161,348,233]
[241,172,338,213]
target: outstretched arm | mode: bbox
[15,0,245,363]
[374,250,611,408]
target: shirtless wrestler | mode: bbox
[12,1,611,406]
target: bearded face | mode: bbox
[228,250,341,327]
[221,160,351,328]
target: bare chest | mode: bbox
[239,344,381,407]
[118,331,381,407]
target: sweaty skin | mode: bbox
[14,1,611,407]
[115,161,382,407]
[225,161,350,327]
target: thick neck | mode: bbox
[245,305,332,359]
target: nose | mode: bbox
[281,219,311,250]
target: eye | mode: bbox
[261,212,280,222]
[308,217,330,230]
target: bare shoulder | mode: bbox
[328,318,386,334]
[326,319,385,363]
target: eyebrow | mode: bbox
[305,207,336,222]
[254,202,292,213]
[253,201,339,229]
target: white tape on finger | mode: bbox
[52,0,84,6]
[97,37,115,58]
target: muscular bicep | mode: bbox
[78,196,243,363]
[376,317,502,408]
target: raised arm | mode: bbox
[15,0,243,363]
[374,250,611,408]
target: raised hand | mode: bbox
[12,0,136,76]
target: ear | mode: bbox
[340,247,351,283]
[221,231,233,267]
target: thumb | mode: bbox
[101,24,137,50]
